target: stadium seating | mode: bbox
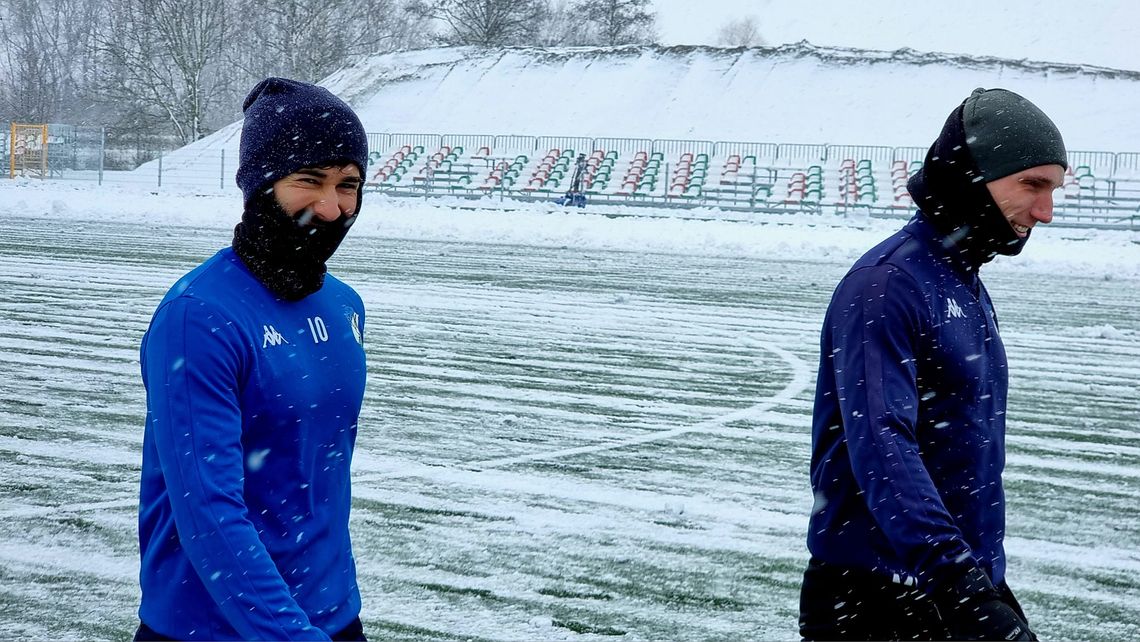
[358,137,1139,227]
[786,172,806,202]
[665,151,710,198]
[836,159,876,204]
[889,160,912,206]
[616,151,649,196]
[521,147,570,193]
[370,143,425,186]
[575,149,607,193]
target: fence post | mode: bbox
[157,149,162,188]
[98,127,105,186]
[749,164,757,210]
[220,149,225,190]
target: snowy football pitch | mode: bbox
[1,213,1138,641]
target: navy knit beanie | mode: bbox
[236,77,369,207]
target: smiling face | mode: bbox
[271,164,363,224]
[985,164,1065,237]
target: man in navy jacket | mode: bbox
[136,78,370,641]
[800,88,1066,641]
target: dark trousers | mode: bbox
[798,558,1032,641]
[799,558,947,641]
[134,616,366,641]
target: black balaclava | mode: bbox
[232,189,358,301]
[231,77,369,300]
[907,88,1067,267]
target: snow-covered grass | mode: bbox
[1,182,1138,640]
[6,179,1140,277]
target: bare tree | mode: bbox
[0,0,54,121]
[535,0,589,46]
[97,0,228,144]
[2,0,425,156]
[571,0,654,46]
[0,0,103,122]
[409,0,547,47]
[715,15,765,48]
[229,0,421,85]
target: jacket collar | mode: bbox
[903,214,982,288]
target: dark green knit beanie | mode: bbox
[963,88,1067,181]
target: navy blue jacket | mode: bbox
[138,247,366,640]
[807,214,1009,591]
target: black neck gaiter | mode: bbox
[231,193,355,301]
[906,103,1028,268]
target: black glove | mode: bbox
[934,566,1034,641]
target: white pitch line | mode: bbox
[5,339,811,516]
[0,497,137,520]
[353,337,811,484]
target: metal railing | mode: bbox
[653,138,715,157]
[4,125,1139,230]
[535,135,594,155]
[713,141,779,162]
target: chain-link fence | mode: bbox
[3,123,193,186]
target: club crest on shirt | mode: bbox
[346,310,363,345]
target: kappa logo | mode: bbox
[946,298,966,320]
[262,324,289,348]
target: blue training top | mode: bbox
[807,214,1009,591]
[138,247,367,640]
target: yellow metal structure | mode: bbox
[10,123,49,178]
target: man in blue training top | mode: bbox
[800,88,1066,641]
[136,78,370,641]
